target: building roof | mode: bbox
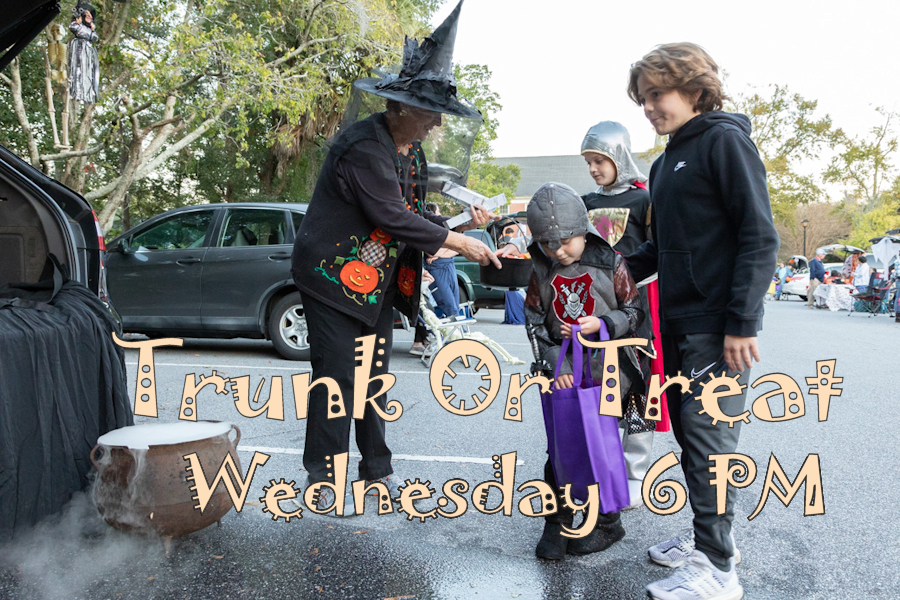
[493,154,652,198]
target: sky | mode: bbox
[431,0,900,161]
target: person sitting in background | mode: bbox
[853,255,870,292]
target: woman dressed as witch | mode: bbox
[68,2,99,104]
[290,1,501,513]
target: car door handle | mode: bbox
[268,253,291,261]
[176,258,201,265]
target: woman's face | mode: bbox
[83,11,93,23]
[404,105,442,142]
[389,104,442,147]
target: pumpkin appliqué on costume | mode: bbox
[316,228,398,306]
[397,266,416,298]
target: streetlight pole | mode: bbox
[801,219,809,257]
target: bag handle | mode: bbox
[552,320,612,388]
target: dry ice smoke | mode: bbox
[0,489,164,600]
[0,448,165,600]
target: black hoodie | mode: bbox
[626,111,779,338]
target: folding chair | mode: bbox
[849,279,893,317]
[417,287,523,367]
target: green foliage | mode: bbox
[731,84,835,224]
[467,161,520,200]
[824,108,897,205]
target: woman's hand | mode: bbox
[723,334,760,372]
[455,204,499,232]
[422,269,435,284]
[560,316,601,339]
[445,231,502,269]
[555,373,574,389]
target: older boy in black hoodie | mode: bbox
[625,43,778,600]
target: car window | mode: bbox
[291,210,304,234]
[220,209,288,247]
[130,210,213,251]
[464,229,494,250]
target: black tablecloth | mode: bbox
[0,281,132,540]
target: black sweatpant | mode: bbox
[300,290,397,484]
[662,333,749,571]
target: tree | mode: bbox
[824,108,900,248]
[774,202,851,260]
[730,84,835,224]
[428,63,520,214]
[0,0,436,231]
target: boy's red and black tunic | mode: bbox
[291,113,449,326]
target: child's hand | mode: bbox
[555,373,574,389]
[724,334,760,373]
[560,316,601,338]
[576,316,601,336]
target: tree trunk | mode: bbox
[97,135,143,231]
[8,59,41,168]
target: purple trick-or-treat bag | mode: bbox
[540,322,630,509]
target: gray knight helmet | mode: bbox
[527,182,600,250]
[581,121,648,194]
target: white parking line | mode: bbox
[124,362,523,375]
[237,445,524,465]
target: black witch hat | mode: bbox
[353,1,481,120]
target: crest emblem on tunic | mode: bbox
[588,207,630,248]
[551,272,595,324]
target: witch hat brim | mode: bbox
[353,1,481,120]
[353,77,481,119]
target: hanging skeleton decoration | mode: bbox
[67,2,99,104]
[47,24,68,85]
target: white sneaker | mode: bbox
[646,550,743,600]
[649,529,741,568]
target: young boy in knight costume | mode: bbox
[524,182,645,560]
[626,43,779,600]
[581,121,663,509]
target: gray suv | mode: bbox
[106,203,310,360]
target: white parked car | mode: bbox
[781,261,843,300]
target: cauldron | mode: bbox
[480,256,533,290]
[90,421,241,538]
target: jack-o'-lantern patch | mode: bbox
[316,231,398,306]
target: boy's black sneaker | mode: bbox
[535,521,568,560]
[567,513,625,555]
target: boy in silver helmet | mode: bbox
[524,182,645,560]
[581,120,663,510]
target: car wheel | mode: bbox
[457,281,476,314]
[800,295,807,301]
[268,292,311,361]
[457,283,469,305]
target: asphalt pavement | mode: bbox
[1,299,898,599]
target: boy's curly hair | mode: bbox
[627,43,726,113]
